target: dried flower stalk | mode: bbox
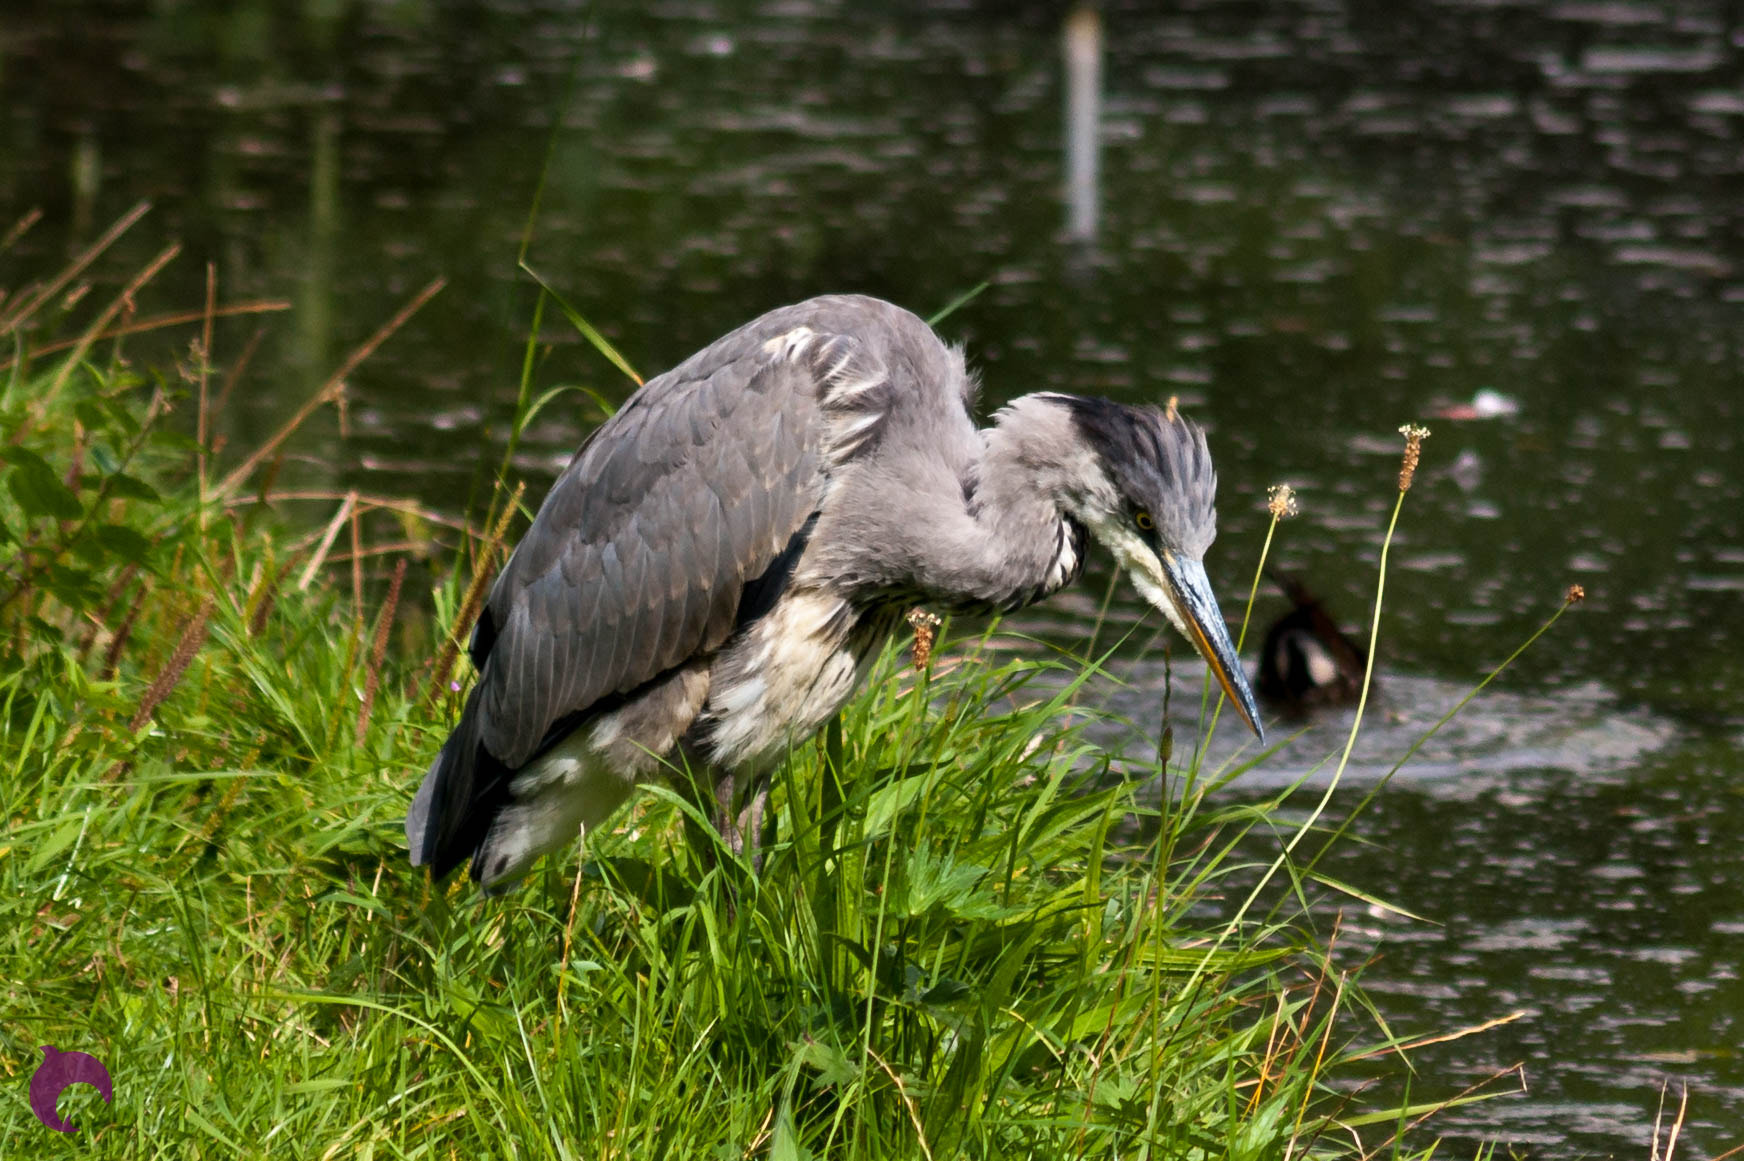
[247,552,301,638]
[101,582,152,681]
[79,562,141,663]
[356,557,408,745]
[428,481,525,703]
[1267,483,1299,521]
[130,596,216,733]
[1397,424,1431,492]
[906,607,941,670]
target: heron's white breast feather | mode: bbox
[704,589,863,771]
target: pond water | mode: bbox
[6,0,1742,1153]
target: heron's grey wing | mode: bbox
[474,349,835,770]
[409,310,903,879]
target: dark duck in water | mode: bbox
[1257,573,1367,712]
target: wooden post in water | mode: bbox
[1063,5,1103,244]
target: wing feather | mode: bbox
[474,352,832,768]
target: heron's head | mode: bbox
[1048,394,1264,742]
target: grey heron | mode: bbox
[406,294,1263,889]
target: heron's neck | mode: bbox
[948,394,1097,610]
[818,395,1094,613]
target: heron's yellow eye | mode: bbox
[1135,510,1155,531]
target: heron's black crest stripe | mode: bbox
[1053,395,1177,486]
[1049,393,1217,553]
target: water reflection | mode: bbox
[5,0,1743,1151]
[1329,750,1744,1153]
[1062,5,1101,243]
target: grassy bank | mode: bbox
[2,234,1481,1158]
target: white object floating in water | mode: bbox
[1435,389,1520,420]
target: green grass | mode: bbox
[0,230,1506,1158]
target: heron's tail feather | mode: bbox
[409,694,635,890]
[404,759,438,865]
[466,731,638,891]
[405,687,513,882]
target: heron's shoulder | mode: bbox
[650,295,940,379]
[655,295,970,436]
[756,294,933,343]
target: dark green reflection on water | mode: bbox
[5,0,1742,1152]
[1326,743,1744,1153]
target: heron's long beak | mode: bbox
[1152,555,1265,742]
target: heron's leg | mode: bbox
[710,770,743,855]
[707,769,773,874]
[668,750,771,875]
[738,780,772,875]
